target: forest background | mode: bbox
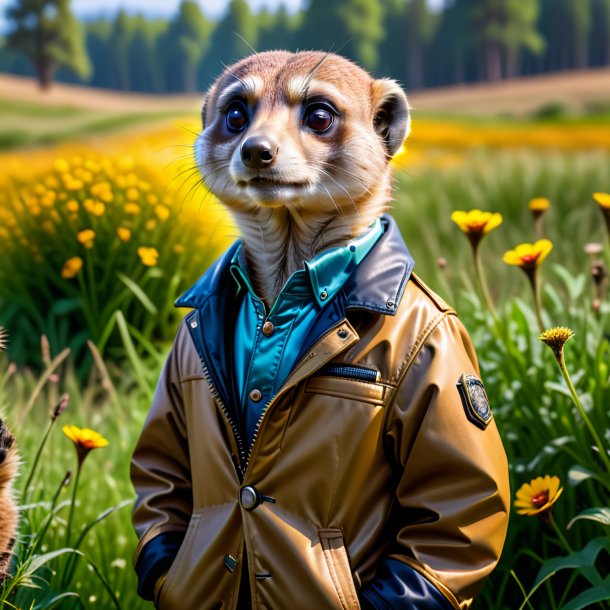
[1,0,610,94]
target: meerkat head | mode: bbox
[195,51,410,229]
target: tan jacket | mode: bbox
[131,216,510,610]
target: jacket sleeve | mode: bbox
[130,321,193,601]
[359,313,510,610]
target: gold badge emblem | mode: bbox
[457,373,493,429]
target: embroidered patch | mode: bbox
[457,373,493,429]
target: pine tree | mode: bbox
[5,0,90,89]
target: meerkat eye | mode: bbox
[304,105,334,133]
[226,102,248,133]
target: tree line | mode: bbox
[1,0,610,93]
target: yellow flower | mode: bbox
[539,327,574,364]
[503,239,553,270]
[77,229,96,249]
[126,187,140,201]
[66,179,84,191]
[124,203,141,215]
[515,475,563,516]
[91,181,111,197]
[173,243,185,254]
[63,425,108,465]
[61,257,83,279]
[138,246,159,267]
[593,192,610,209]
[117,227,131,242]
[66,199,79,212]
[145,219,157,231]
[54,158,70,173]
[528,197,550,212]
[155,205,170,221]
[451,209,503,250]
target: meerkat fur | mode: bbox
[0,418,18,580]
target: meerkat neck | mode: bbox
[230,206,381,309]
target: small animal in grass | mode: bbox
[131,51,509,610]
[0,418,18,581]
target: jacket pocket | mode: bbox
[157,512,202,608]
[319,528,361,610]
[304,375,387,406]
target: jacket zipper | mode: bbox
[315,363,380,383]
[187,311,247,480]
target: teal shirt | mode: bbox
[230,217,384,446]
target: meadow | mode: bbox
[0,80,609,609]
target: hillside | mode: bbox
[1,67,610,151]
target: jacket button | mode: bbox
[262,321,274,336]
[249,389,262,402]
[240,485,261,510]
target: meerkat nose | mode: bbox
[241,134,279,169]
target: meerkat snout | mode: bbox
[240,133,279,169]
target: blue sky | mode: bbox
[0,0,445,31]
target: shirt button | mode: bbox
[249,389,262,402]
[262,321,274,336]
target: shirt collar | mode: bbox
[229,217,384,308]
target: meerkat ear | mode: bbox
[371,79,410,158]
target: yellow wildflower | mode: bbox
[528,197,550,212]
[145,219,157,231]
[124,203,141,215]
[155,205,170,221]
[126,187,139,201]
[77,229,96,249]
[117,227,131,242]
[66,200,79,212]
[174,244,185,254]
[61,257,83,279]
[451,209,503,250]
[503,239,553,270]
[63,425,108,465]
[137,246,159,267]
[515,475,563,516]
[593,192,610,209]
[54,158,70,173]
[146,193,158,206]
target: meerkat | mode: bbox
[195,50,410,307]
[131,51,509,610]
[0,418,18,580]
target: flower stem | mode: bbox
[548,513,573,554]
[473,246,498,322]
[558,353,610,476]
[21,419,55,502]
[65,461,82,548]
[525,268,544,333]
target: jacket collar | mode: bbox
[174,213,415,315]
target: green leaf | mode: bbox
[569,465,597,486]
[518,538,610,609]
[116,271,158,315]
[27,548,82,574]
[533,537,609,588]
[33,592,81,610]
[568,507,610,530]
[560,576,610,610]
